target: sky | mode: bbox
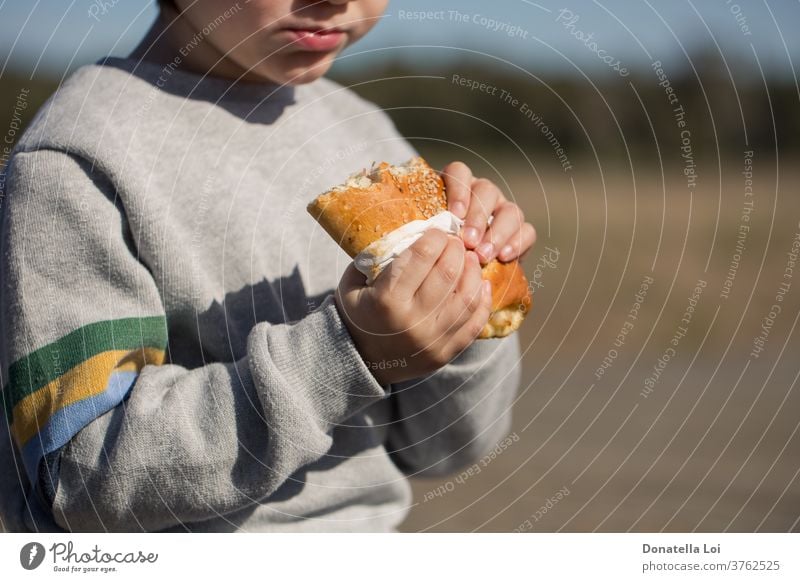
[0,0,798,81]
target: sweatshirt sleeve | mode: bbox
[356,119,524,478]
[0,149,389,532]
[385,333,522,477]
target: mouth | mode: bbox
[282,26,347,52]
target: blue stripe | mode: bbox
[20,370,138,482]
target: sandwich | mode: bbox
[307,157,531,338]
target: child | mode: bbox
[0,0,535,532]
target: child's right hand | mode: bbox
[335,230,493,386]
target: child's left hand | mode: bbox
[441,161,537,265]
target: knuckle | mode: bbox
[412,232,444,262]
[496,202,522,225]
[461,291,480,313]
[425,228,448,247]
[473,302,490,324]
[509,203,525,222]
[474,179,501,202]
[458,280,482,312]
[470,203,493,222]
[438,261,459,284]
[446,237,465,254]
[468,260,483,280]
[481,287,493,310]
[449,160,469,174]
[440,246,464,282]
[473,177,493,191]
[412,243,436,262]
[469,321,485,339]
[471,284,485,310]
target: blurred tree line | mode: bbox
[332,53,798,166]
[1,51,797,171]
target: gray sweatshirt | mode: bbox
[0,57,521,532]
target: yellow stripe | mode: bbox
[10,347,165,446]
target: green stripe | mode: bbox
[3,316,167,422]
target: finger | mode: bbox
[447,278,493,354]
[450,250,484,325]
[440,161,473,219]
[416,236,466,307]
[477,202,525,264]
[462,178,500,250]
[376,229,448,300]
[497,222,537,262]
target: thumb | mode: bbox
[337,261,368,296]
[335,262,369,332]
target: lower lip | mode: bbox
[285,29,346,51]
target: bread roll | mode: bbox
[307,157,531,338]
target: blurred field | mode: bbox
[400,156,800,532]
[2,64,798,533]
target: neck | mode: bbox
[129,7,260,82]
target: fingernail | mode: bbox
[499,245,513,260]
[466,250,479,265]
[482,280,492,298]
[476,242,494,261]
[451,201,466,218]
[463,226,480,246]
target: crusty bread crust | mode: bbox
[478,260,532,338]
[307,159,447,257]
[307,157,532,338]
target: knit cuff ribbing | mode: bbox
[248,294,389,429]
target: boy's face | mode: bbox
[173,0,389,85]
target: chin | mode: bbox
[284,69,328,85]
